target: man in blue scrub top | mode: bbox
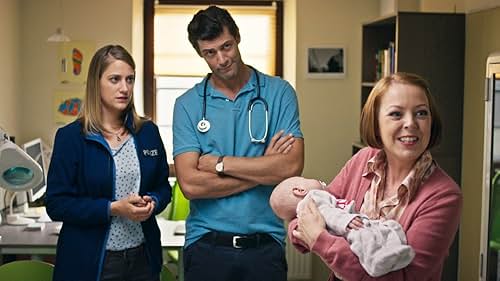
[172,5,304,281]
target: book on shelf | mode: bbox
[374,42,395,81]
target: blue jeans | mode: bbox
[100,244,159,281]
[184,233,287,281]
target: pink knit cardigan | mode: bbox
[289,147,462,281]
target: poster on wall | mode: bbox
[53,90,84,125]
[58,40,96,85]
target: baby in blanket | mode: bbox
[270,176,415,277]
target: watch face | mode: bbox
[216,162,223,172]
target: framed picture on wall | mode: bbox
[58,40,96,85]
[307,46,346,79]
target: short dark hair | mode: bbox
[187,5,240,55]
[360,72,442,150]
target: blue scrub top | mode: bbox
[173,69,303,247]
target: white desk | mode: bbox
[0,222,60,257]
[0,218,185,280]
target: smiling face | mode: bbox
[377,82,432,167]
[197,27,243,82]
[99,59,135,117]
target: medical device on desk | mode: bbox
[22,138,51,223]
[0,128,44,225]
[197,66,269,143]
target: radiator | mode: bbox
[286,237,312,280]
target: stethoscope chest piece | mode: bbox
[197,66,267,141]
[197,119,211,133]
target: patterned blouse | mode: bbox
[105,137,145,251]
[359,150,435,221]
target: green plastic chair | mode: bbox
[169,180,190,221]
[0,260,54,281]
[159,180,190,221]
[160,180,189,281]
[160,264,176,281]
[168,181,189,261]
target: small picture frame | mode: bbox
[307,46,346,79]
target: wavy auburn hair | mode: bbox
[360,72,442,150]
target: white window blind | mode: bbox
[154,4,277,76]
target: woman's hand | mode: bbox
[110,194,155,222]
[293,199,327,249]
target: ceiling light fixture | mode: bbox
[47,27,70,43]
[47,0,71,43]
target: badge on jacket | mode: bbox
[143,149,158,156]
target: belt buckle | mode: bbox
[232,235,244,248]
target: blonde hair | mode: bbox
[360,72,442,149]
[79,45,147,135]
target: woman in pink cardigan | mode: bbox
[289,72,462,281]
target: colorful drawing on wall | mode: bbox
[53,91,84,124]
[58,41,95,84]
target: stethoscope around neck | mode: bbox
[197,66,269,143]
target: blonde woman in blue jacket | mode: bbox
[46,45,172,281]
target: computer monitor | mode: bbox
[22,138,47,202]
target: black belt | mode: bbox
[106,244,144,258]
[200,231,275,249]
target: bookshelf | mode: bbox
[358,12,465,281]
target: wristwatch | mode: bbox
[215,155,225,177]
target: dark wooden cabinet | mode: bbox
[358,12,465,281]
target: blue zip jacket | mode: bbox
[46,117,172,281]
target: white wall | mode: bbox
[0,0,21,139]
[465,0,500,12]
[420,0,465,12]
[0,0,21,211]
[420,0,500,13]
[18,0,134,146]
[380,0,420,15]
[295,0,378,183]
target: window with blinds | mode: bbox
[154,4,277,76]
